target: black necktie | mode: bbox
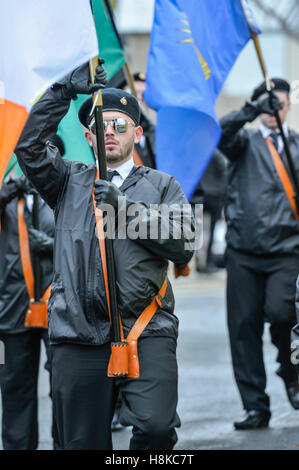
[107,170,120,182]
[269,132,279,150]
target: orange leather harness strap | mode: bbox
[17,198,35,301]
[266,138,299,224]
[107,278,168,378]
[92,168,124,340]
[133,147,144,166]
[127,278,167,342]
[17,198,50,328]
[92,167,167,377]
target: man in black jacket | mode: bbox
[0,176,55,449]
[219,78,299,430]
[15,63,194,450]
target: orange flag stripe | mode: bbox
[0,99,28,187]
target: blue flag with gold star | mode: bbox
[145,0,258,199]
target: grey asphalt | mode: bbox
[1,266,299,450]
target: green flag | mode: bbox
[3,153,22,180]
[92,0,126,80]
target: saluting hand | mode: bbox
[254,92,283,116]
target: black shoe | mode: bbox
[111,410,124,432]
[275,367,299,410]
[234,410,271,430]
[285,381,299,410]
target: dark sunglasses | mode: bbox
[89,117,134,135]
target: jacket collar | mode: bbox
[119,165,148,192]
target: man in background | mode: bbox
[219,78,299,430]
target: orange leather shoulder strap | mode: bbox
[92,169,111,321]
[127,278,167,341]
[17,198,51,302]
[265,138,299,223]
[92,167,167,342]
[92,168,125,339]
[41,284,51,302]
[17,199,35,301]
[133,147,144,166]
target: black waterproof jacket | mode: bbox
[190,149,227,205]
[219,106,299,255]
[15,89,193,346]
[0,184,54,333]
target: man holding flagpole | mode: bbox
[15,62,194,449]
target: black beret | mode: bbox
[78,88,141,128]
[251,78,290,101]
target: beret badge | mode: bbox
[120,97,128,105]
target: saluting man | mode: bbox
[15,63,194,450]
[219,78,299,429]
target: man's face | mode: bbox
[85,110,143,168]
[259,91,290,130]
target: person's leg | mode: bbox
[265,255,299,385]
[41,330,61,449]
[205,196,222,268]
[226,248,270,413]
[51,342,116,450]
[119,336,180,450]
[0,331,41,450]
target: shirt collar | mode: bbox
[259,121,289,139]
[108,157,134,181]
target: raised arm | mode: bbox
[15,62,107,209]
[219,94,282,162]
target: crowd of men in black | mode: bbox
[0,61,299,449]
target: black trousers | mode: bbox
[226,247,299,413]
[0,329,52,450]
[51,336,180,450]
[204,195,223,264]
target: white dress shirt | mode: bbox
[259,122,288,155]
[107,157,135,188]
[25,194,34,212]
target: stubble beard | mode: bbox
[105,138,135,165]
